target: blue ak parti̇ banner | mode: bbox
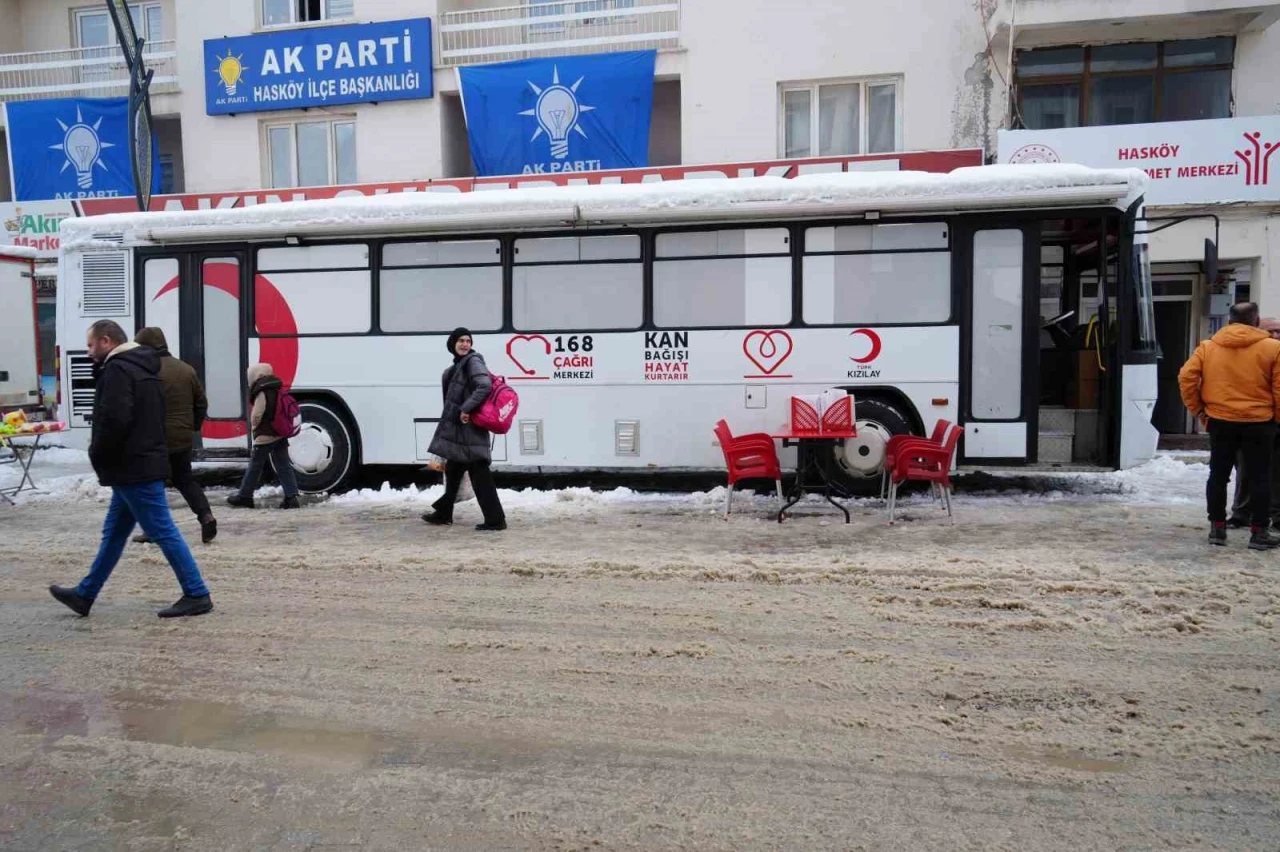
[4,97,158,201]
[203,17,433,115]
[457,50,656,177]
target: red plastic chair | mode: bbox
[713,419,784,517]
[887,424,964,525]
[880,419,952,499]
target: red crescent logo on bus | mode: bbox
[154,262,299,439]
[849,328,882,364]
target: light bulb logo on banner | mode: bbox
[213,50,246,96]
[520,66,594,160]
[49,106,113,189]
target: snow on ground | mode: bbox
[0,449,1216,512]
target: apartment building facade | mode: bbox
[0,0,1277,432]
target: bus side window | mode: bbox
[653,228,791,329]
[380,239,502,333]
[512,235,642,331]
[802,223,950,325]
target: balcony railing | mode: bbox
[439,0,679,67]
[0,41,179,103]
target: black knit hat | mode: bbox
[446,327,472,355]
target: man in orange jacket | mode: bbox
[1229,317,1280,527]
[1179,301,1280,549]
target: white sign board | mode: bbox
[0,201,74,257]
[998,116,1280,206]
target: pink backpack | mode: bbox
[271,388,303,438]
[472,374,519,434]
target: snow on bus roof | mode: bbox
[0,244,41,260]
[61,164,1148,247]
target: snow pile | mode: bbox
[1,453,1211,511]
[0,244,40,260]
[30,447,91,465]
[328,455,1211,513]
[63,164,1147,246]
[2,473,111,504]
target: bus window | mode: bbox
[513,235,641,331]
[1131,242,1158,353]
[203,257,243,419]
[971,229,1024,419]
[255,244,371,334]
[143,257,181,359]
[802,223,950,325]
[380,239,502,333]
[653,228,791,328]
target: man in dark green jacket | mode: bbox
[133,327,217,544]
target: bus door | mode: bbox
[137,250,249,453]
[958,222,1040,464]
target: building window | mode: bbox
[262,0,354,27]
[1015,38,1234,129]
[75,4,163,49]
[158,154,175,194]
[780,78,901,158]
[266,119,356,188]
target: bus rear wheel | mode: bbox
[822,397,914,497]
[284,399,359,494]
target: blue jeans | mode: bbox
[76,480,210,600]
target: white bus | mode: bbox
[57,164,1165,495]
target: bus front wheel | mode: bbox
[822,397,914,497]
[286,399,359,494]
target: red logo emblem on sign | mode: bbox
[506,334,552,380]
[849,328,882,364]
[1235,132,1279,187]
[743,329,793,378]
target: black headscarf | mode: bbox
[446,327,473,363]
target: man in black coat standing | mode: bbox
[48,320,213,618]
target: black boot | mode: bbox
[1227,515,1249,529]
[475,521,507,532]
[132,532,153,544]
[1248,526,1280,551]
[1208,522,1227,546]
[226,494,254,509]
[279,495,300,510]
[422,511,452,525]
[200,515,217,544]
[157,595,214,618]
[49,585,93,617]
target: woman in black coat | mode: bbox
[422,328,507,531]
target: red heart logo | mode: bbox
[506,334,552,376]
[743,330,794,375]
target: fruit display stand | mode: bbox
[0,418,69,504]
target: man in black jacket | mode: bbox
[48,320,213,619]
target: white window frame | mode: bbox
[260,0,354,28]
[263,118,357,189]
[73,3,164,48]
[778,76,904,158]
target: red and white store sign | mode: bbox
[999,116,1280,206]
[75,150,983,216]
